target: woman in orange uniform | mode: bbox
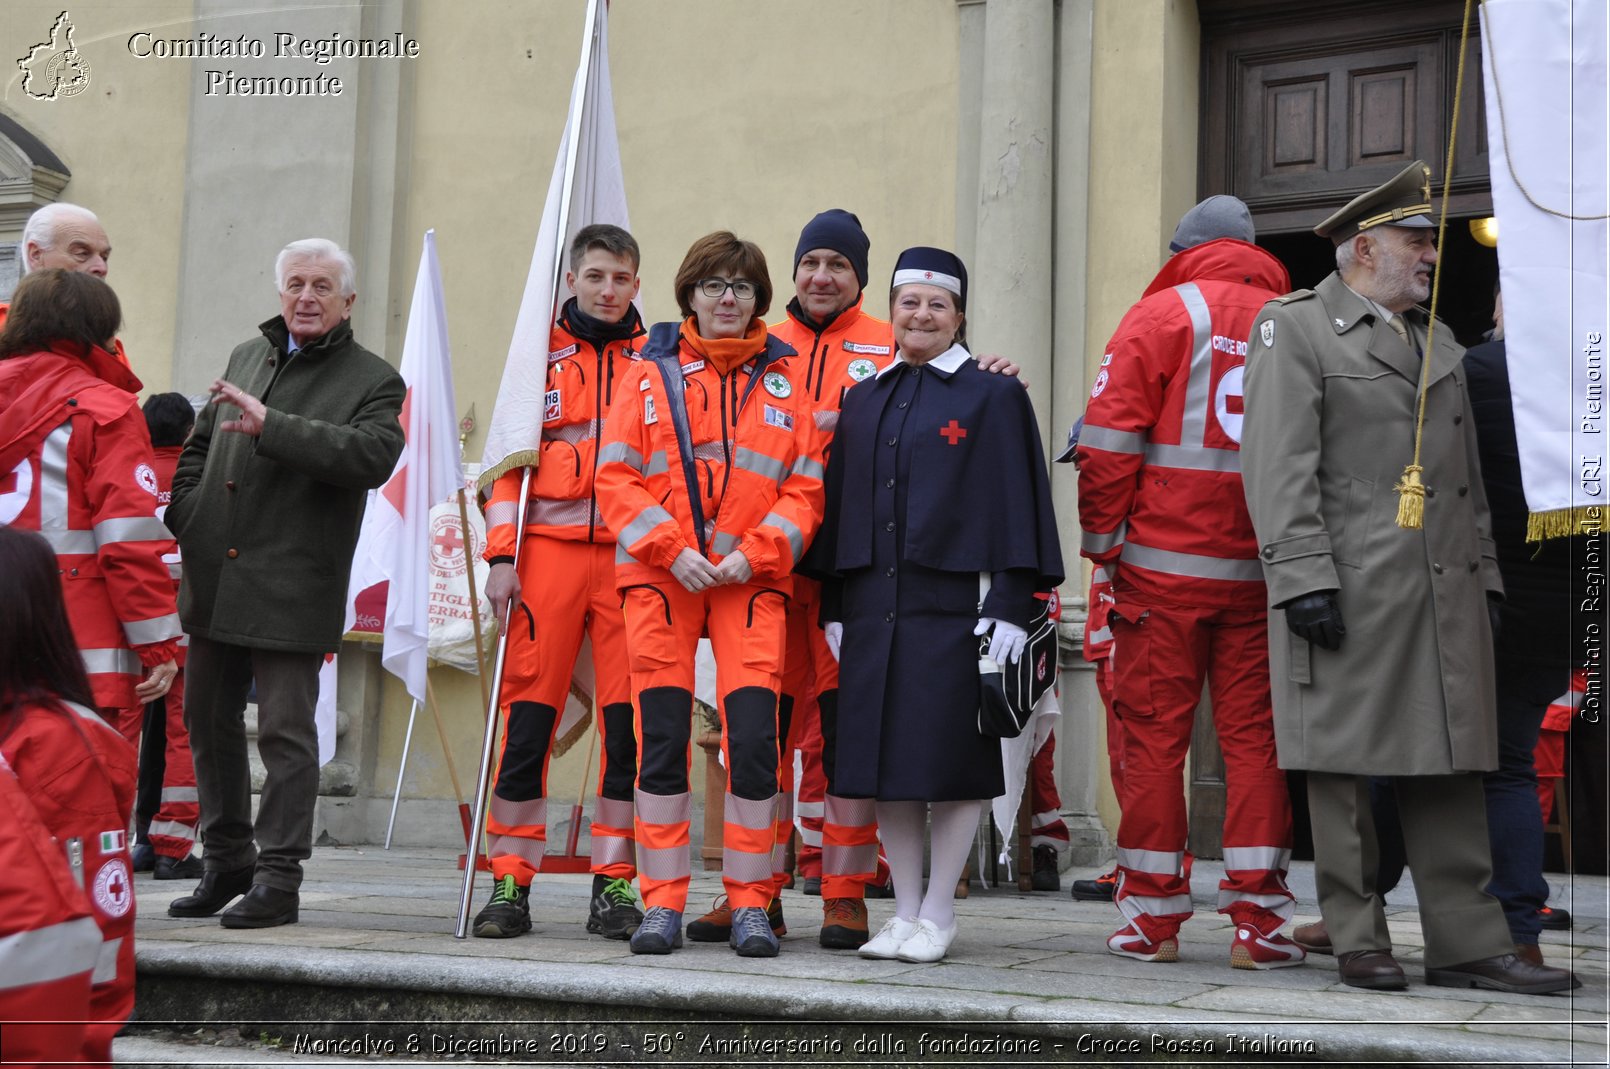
[595,232,824,958]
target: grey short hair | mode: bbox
[275,238,356,296]
[21,203,100,273]
[1334,235,1364,273]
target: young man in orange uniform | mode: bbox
[474,225,647,940]
[595,232,826,958]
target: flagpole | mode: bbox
[456,0,606,938]
[385,699,420,849]
[455,487,492,708]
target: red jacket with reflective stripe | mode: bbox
[595,320,826,589]
[1075,239,1290,609]
[770,297,895,432]
[0,699,139,1062]
[0,346,182,708]
[483,305,645,556]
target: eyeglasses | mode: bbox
[697,278,757,301]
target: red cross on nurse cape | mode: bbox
[940,419,968,445]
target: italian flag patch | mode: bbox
[100,830,126,852]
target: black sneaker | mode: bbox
[1071,869,1118,901]
[472,875,531,938]
[1537,906,1572,931]
[1031,845,1061,892]
[801,876,822,896]
[587,877,644,940]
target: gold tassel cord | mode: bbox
[1395,0,1475,529]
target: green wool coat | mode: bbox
[1241,272,1500,776]
[169,317,405,653]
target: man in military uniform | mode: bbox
[1241,161,1573,995]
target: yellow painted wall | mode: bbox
[3,0,194,394]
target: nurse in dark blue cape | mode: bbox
[805,246,1063,964]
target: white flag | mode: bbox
[478,0,630,493]
[345,230,464,704]
[1481,0,1609,536]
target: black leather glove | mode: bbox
[1488,594,1503,643]
[1283,591,1346,651]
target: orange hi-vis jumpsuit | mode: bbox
[595,318,825,914]
[769,297,892,899]
[480,303,645,887]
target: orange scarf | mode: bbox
[681,316,768,374]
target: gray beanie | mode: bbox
[1170,195,1255,253]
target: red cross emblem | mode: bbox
[432,525,464,559]
[924,271,934,279]
[1225,394,1244,415]
[940,419,968,445]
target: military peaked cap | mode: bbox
[1314,160,1435,242]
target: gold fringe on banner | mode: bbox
[474,449,542,497]
[1526,506,1606,543]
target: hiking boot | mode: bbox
[1107,922,1179,962]
[686,894,785,942]
[730,906,780,957]
[586,876,643,940]
[472,875,531,939]
[629,906,683,955]
[1230,922,1307,970]
[154,853,204,880]
[1071,869,1117,901]
[1031,845,1061,892]
[819,897,869,949]
[801,876,822,896]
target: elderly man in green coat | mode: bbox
[165,238,405,929]
[1241,162,1572,996]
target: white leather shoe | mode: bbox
[896,918,958,963]
[858,915,919,959]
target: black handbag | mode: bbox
[976,578,1059,738]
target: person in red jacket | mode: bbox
[473,225,647,941]
[1074,196,1302,968]
[595,231,825,958]
[128,393,204,880]
[0,524,139,1064]
[0,270,181,741]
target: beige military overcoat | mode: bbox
[1241,272,1500,775]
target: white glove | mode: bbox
[824,621,843,662]
[974,617,1027,664]
[669,547,720,592]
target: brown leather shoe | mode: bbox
[1338,949,1407,990]
[1511,946,1585,988]
[1292,919,1333,956]
[1426,953,1578,995]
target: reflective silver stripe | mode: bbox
[158,787,200,804]
[41,529,96,554]
[615,543,639,565]
[591,795,634,830]
[1174,282,1214,448]
[619,505,674,548]
[758,511,804,564]
[1088,625,1113,645]
[484,500,519,530]
[39,422,73,543]
[92,936,122,985]
[544,421,597,445]
[94,515,170,546]
[597,441,644,471]
[644,450,670,477]
[1080,424,1147,454]
[81,647,140,676]
[526,497,596,528]
[590,836,635,869]
[722,792,775,832]
[167,561,185,580]
[634,789,691,826]
[692,440,726,463]
[813,410,840,433]
[823,842,878,877]
[636,842,689,881]
[0,916,101,991]
[794,801,825,819]
[797,826,823,847]
[1117,892,1195,917]
[1092,563,1114,584]
[722,846,776,884]
[1144,442,1241,474]
[148,819,198,840]
[123,613,183,646]
[789,455,826,481]
[1222,846,1292,872]
[824,795,876,828]
[1217,889,1296,916]
[1081,522,1127,555]
[487,834,545,867]
[733,446,788,487]
[712,530,740,556]
[1117,846,1183,875]
[1120,542,1264,582]
[63,701,107,726]
[489,796,546,830]
[773,792,793,824]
